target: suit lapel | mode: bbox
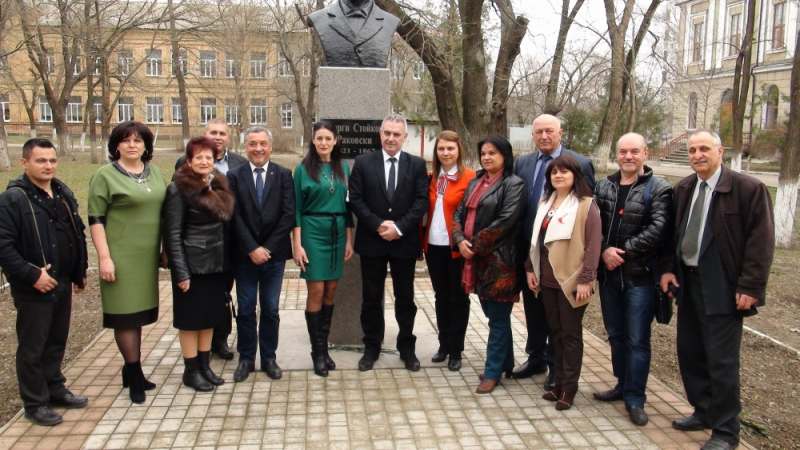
[260,164,277,211]
[527,151,541,188]
[391,152,407,204]
[327,9,357,44]
[245,166,260,208]
[699,194,716,257]
[675,179,697,260]
[372,151,390,203]
[354,8,384,47]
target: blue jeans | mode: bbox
[599,272,656,408]
[234,259,285,364]
[480,300,515,381]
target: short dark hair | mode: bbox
[107,121,154,162]
[542,154,593,201]
[22,138,56,160]
[477,134,515,175]
[185,136,217,162]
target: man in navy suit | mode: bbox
[227,126,295,382]
[512,114,595,389]
[349,114,429,371]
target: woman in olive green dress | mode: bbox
[88,121,167,404]
[292,121,354,377]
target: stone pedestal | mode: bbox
[320,67,390,345]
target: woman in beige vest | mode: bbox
[525,154,601,410]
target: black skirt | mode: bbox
[172,272,230,330]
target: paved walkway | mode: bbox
[0,278,753,450]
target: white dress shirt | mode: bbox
[214,151,230,174]
[681,165,722,266]
[428,166,457,246]
[249,161,270,187]
[381,149,403,236]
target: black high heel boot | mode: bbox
[321,304,336,370]
[182,356,214,392]
[124,361,146,404]
[197,351,224,386]
[122,365,156,391]
[305,311,329,377]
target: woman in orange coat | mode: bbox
[421,131,476,371]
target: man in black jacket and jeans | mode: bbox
[592,133,673,426]
[0,139,89,426]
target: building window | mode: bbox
[172,49,187,77]
[225,100,240,125]
[728,13,741,56]
[39,97,52,123]
[146,49,162,77]
[226,54,237,78]
[692,21,704,62]
[66,96,82,123]
[72,51,81,76]
[1,94,10,122]
[93,98,102,123]
[118,50,133,76]
[390,56,402,79]
[0,56,7,72]
[250,52,266,78]
[301,55,310,77]
[413,61,423,80]
[278,52,291,77]
[763,85,780,129]
[250,98,267,124]
[91,55,101,76]
[772,2,785,49]
[44,53,55,75]
[280,102,292,128]
[146,98,163,124]
[118,98,134,122]
[687,92,698,129]
[172,98,182,124]
[200,98,217,124]
[200,50,216,78]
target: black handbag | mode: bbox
[641,178,673,325]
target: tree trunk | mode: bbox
[53,111,72,159]
[775,28,800,248]
[626,75,637,132]
[169,0,190,149]
[544,0,585,115]
[731,0,756,173]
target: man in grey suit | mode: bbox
[306,0,400,67]
[511,114,595,389]
[174,118,247,360]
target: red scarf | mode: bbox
[461,171,504,293]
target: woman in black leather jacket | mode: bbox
[451,135,527,394]
[163,137,235,392]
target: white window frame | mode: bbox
[250,99,267,125]
[146,98,163,124]
[762,85,780,129]
[146,49,162,77]
[687,92,698,130]
[45,54,55,75]
[390,56,402,79]
[171,98,182,124]
[172,49,188,77]
[72,52,81,76]
[66,96,82,123]
[691,19,705,63]
[93,99,102,123]
[200,50,217,78]
[277,52,291,77]
[200,98,217,124]
[771,2,786,50]
[250,52,267,79]
[118,98,134,123]
[39,97,52,123]
[1,95,10,122]
[280,102,292,128]
[225,101,240,125]
[226,54,237,79]
[118,51,133,76]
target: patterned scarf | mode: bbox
[436,171,458,196]
[461,170,504,294]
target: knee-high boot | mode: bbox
[305,311,329,377]
[321,304,336,370]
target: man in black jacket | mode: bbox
[0,139,89,426]
[592,133,673,426]
[174,118,246,360]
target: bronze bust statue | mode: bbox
[307,0,400,68]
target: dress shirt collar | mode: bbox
[697,165,722,191]
[339,0,372,18]
[382,149,401,162]
[537,145,563,160]
[249,161,269,173]
[439,166,458,177]
[216,151,228,163]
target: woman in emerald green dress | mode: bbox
[88,121,167,404]
[292,121,354,377]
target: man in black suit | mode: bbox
[226,126,295,382]
[174,118,247,360]
[660,130,774,450]
[511,114,595,389]
[349,114,429,371]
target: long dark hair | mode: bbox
[107,121,154,162]
[476,134,514,175]
[542,154,593,200]
[303,121,344,182]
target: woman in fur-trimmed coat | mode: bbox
[163,137,235,392]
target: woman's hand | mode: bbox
[99,257,116,283]
[526,272,539,293]
[457,240,475,259]
[294,245,309,272]
[344,240,354,262]
[177,279,190,292]
[575,283,593,302]
[159,250,169,268]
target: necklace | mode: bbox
[320,169,335,195]
[118,160,151,192]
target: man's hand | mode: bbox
[457,240,474,259]
[378,220,400,241]
[249,247,270,265]
[177,279,190,293]
[33,265,58,293]
[602,247,626,270]
[660,272,679,298]
[74,278,87,294]
[736,292,759,310]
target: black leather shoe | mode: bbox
[701,438,738,450]
[400,353,421,372]
[233,362,255,382]
[593,389,624,402]
[672,415,708,431]
[210,340,234,360]
[431,351,447,363]
[511,360,548,379]
[50,393,88,409]
[543,370,556,391]
[262,361,283,379]
[448,357,462,372]
[358,354,376,371]
[24,406,62,426]
[627,405,649,426]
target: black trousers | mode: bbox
[360,254,417,357]
[14,284,72,411]
[678,266,742,445]
[540,286,587,392]
[212,272,235,344]
[425,245,470,357]
[520,266,556,371]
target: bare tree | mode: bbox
[543,0,585,115]
[729,0,756,172]
[775,27,800,248]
